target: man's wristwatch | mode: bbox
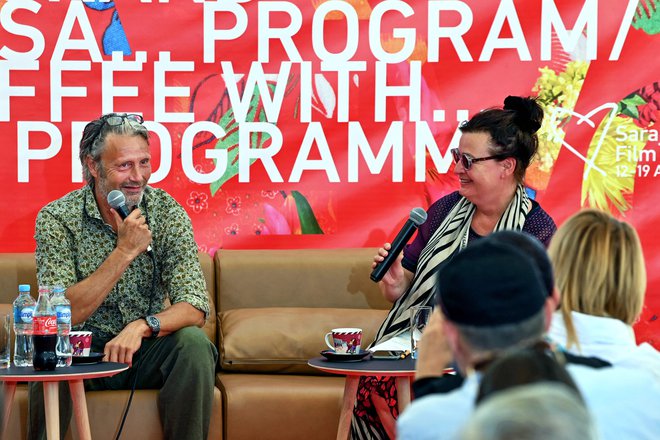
[145,315,160,338]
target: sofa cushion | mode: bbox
[216,248,391,310]
[219,307,388,373]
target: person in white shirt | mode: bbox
[460,383,598,440]
[397,233,660,440]
[547,209,660,379]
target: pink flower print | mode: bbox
[262,203,291,234]
[187,191,208,214]
[226,196,241,215]
[224,223,239,235]
[261,190,277,199]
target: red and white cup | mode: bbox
[70,331,92,356]
[324,328,362,354]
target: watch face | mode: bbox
[146,315,160,332]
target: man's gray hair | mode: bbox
[461,383,599,440]
[79,113,149,186]
[454,308,545,353]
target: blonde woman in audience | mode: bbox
[548,209,660,378]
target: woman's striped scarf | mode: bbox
[371,184,532,345]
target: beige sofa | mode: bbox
[0,248,390,439]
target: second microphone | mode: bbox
[371,207,428,282]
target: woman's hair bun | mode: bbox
[503,95,543,134]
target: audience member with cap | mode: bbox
[547,209,660,379]
[397,234,660,440]
[412,230,565,399]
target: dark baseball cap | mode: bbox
[488,230,554,297]
[436,237,547,327]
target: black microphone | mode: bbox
[107,190,131,219]
[107,190,153,254]
[370,207,428,282]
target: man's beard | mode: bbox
[96,170,145,209]
[123,190,144,209]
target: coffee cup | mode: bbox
[70,331,92,356]
[324,328,362,354]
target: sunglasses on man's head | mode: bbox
[84,114,145,147]
[450,148,507,170]
[102,113,144,127]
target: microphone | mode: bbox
[107,190,131,219]
[370,207,427,282]
[107,190,153,254]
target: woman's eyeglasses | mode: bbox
[450,148,506,171]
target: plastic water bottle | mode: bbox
[32,286,58,371]
[13,284,35,367]
[51,286,72,367]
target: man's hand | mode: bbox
[112,208,152,259]
[104,319,151,367]
[415,309,452,380]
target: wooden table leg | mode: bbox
[69,379,92,440]
[336,376,359,440]
[396,377,411,413]
[43,381,59,440]
[2,382,16,440]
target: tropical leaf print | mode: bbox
[291,191,324,234]
[632,0,660,34]
[210,85,275,195]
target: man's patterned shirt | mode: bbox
[34,185,209,338]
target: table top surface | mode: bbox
[0,362,128,382]
[308,356,417,376]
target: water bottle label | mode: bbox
[17,306,34,324]
[55,305,71,324]
[33,316,57,334]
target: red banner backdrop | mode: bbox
[1,0,658,346]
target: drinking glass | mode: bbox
[410,306,432,360]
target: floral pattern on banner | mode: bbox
[225,197,241,216]
[225,223,239,236]
[580,82,659,215]
[620,82,660,128]
[216,190,331,236]
[530,61,590,192]
[186,191,208,214]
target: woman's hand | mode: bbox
[372,243,412,303]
